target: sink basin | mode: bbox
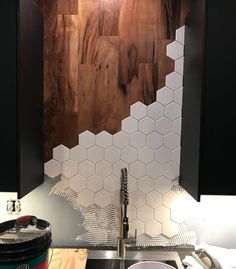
[86,250,184,269]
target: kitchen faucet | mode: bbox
[117,168,136,258]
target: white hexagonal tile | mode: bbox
[44,160,61,178]
[156,117,172,135]
[87,146,103,164]
[154,205,170,223]
[163,191,180,208]
[87,175,103,192]
[70,145,87,164]
[53,145,70,163]
[137,205,153,223]
[145,220,161,237]
[173,118,182,135]
[130,101,147,120]
[138,146,155,164]
[130,161,146,179]
[176,26,185,45]
[129,219,144,237]
[129,176,138,192]
[167,41,184,60]
[113,131,129,149]
[112,160,127,177]
[104,146,120,164]
[96,131,112,149]
[130,190,145,208]
[163,161,179,180]
[155,176,172,194]
[104,175,120,192]
[174,87,183,105]
[79,131,95,149]
[171,205,188,223]
[96,160,112,178]
[111,190,120,207]
[162,220,179,238]
[175,57,184,75]
[155,146,172,164]
[128,205,137,221]
[165,102,182,120]
[146,191,162,208]
[146,161,164,178]
[95,190,112,207]
[172,147,181,164]
[147,132,163,149]
[78,189,94,207]
[69,175,86,192]
[164,132,180,150]
[147,102,164,120]
[130,132,146,149]
[165,72,183,90]
[139,117,155,135]
[156,87,173,105]
[138,176,154,193]
[78,160,95,178]
[121,146,138,164]
[62,160,77,178]
[121,117,138,134]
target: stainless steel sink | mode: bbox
[86,250,184,269]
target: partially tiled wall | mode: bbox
[44,26,197,246]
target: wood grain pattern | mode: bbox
[57,0,78,15]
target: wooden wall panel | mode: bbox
[57,0,78,15]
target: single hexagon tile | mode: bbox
[113,160,127,177]
[78,160,95,178]
[53,145,70,163]
[62,160,77,178]
[121,116,138,134]
[155,176,172,194]
[156,117,172,135]
[128,205,137,221]
[130,132,146,149]
[44,159,61,178]
[113,131,129,149]
[163,161,179,179]
[146,191,162,208]
[104,146,120,164]
[165,102,182,120]
[154,205,171,223]
[129,176,138,192]
[87,146,104,164]
[165,72,183,90]
[129,190,145,208]
[146,161,164,179]
[121,146,138,164]
[70,145,87,164]
[96,131,112,149]
[139,117,155,135]
[87,175,103,192]
[175,57,184,75]
[173,118,182,135]
[130,101,147,120]
[78,190,94,207]
[79,131,95,149]
[155,146,172,164]
[95,189,112,207]
[130,161,146,179]
[163,191,181,208]
[96,160,112,178]
[164,132,181,150]
[156,87,173,105]
[174,87,183,105]
[162,220,179,238]
[147,102,164,120]
[104,175,120,192]
[129,219,145,237]
[138,146,155,164]
[147,132,163,149]
[69,175,86,193]
[145,220,161,237]
[176,26,185,45]
[137,205,153,223]
[172,147,181,164]
[138,176,154,193]
[167,41,184,60]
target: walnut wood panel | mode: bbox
[37,0,192,161]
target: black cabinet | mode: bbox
[0,0,44,198]
[180,0,236,201]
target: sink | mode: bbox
[86,250,184,269]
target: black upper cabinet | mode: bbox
[0,0,44,198]
[180,0,236,201]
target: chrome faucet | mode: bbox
[117,168,136,258]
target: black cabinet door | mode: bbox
[0,0,44,198]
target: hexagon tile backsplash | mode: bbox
[45,26,197,246]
